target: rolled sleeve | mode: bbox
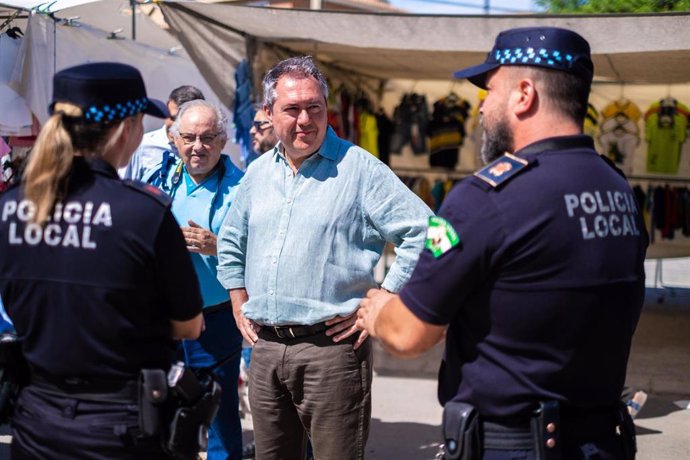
[364,164,433,292]
[217,178,250,290]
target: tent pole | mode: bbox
[130,0,136,40]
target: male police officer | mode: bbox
[357,27,648,460]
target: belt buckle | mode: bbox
[288,327,296,339]
[272,326,286,339]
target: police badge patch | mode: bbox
[474,153,529,187]
[425,216,460,258]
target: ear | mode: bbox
[263,103,273,120]
[511,77,538,118]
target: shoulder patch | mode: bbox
[425,216,461,258]
[123,179,172,207]
[474,153,529,188]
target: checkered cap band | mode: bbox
[495,47,574,69]
[84,98,149,122]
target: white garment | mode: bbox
[119,125,177,180]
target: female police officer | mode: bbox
[0,62,204,458]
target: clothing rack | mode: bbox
[628,175,690,184]
[391,166,473,180]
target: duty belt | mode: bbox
[30,372,139,404]
[264,321,328,339]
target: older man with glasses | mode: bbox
[146,99,245,460]
[120,85,205,180]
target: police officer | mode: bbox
[357,27,648,460]
[0,62,204,459]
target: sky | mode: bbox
[387,0,540,15]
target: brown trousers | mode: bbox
[249,329,373,460]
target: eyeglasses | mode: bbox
[252,120,272,131]
[178,132,222,145]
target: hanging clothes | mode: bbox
[233,59,256,169]
[644,97,690,174]
[583,102,599,138]
[598,99,642,176]
[376,110,394,166]
[390,93,429,155]
[427,94,472,170]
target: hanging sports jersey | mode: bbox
[599,99,642,176]
[645,98,689,174]
[427,94,471,169]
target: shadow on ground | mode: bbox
[366,417,441,460]
[634,394,686,420]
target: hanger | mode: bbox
[5,26,23,39]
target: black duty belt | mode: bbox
[482,420,534,450]
[482,407,619,450]
[264,321,328,339]
[30,372,139,404]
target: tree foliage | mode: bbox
[535,0,690,13]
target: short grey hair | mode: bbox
[262,56,329,109]
[169,99,228,138]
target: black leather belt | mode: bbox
[30,372,139,404]
[264,321,328,339]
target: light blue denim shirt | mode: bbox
[217,127,433,326]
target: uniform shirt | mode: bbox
[119,125,177,180]
[400,136,648,418]
[160,155,243,308]
[217,126,433,326]
[0,157,202,380]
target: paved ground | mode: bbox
[0,259,686,458]
[0,375,686,459]
[238,374,690,459]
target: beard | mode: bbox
[480,117,514,164]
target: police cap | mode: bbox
[50,62,168,123]
[453,27,594,89]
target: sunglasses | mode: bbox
[252,120,272,131]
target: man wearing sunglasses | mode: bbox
[250,107,278,156]
[120,85,205,180]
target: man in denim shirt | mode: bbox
[217,56,432,460]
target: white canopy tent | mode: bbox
[158,3,690,103]
[0,0,227,133]
[158,3,690,258]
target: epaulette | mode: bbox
[123,179,172,207]
[473,153,530,189]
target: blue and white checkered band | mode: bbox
[494,47,574,70]
[84,98,149,122]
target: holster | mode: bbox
[138,369,168,437]
[442,401,481,460]
[164,364,223,460]
[531,400,562,460]
[0,333,29,425]
[617,401,637,460]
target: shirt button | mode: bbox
[272,258,277,264]
[286,198,292,204]
[269,290,274,295]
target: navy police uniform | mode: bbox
[401,136,648,459]
[0,63,203,459]
[0,158,202,458]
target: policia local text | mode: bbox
[2,199,112,249]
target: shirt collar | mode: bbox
[272,126,339,163]
[515,135,595,158]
